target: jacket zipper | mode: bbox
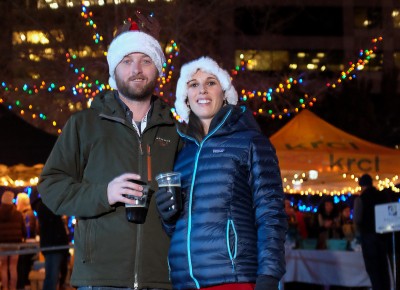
[100,107,155,289]
[134,224,143,290]
[134,137,145,290]
[184,109,233,289]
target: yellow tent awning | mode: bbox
[270,110,400,194]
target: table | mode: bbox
[282,249,372,288]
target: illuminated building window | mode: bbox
[354,7,382,29]
[17,47,103,61]
[37,0,172,8]
[392,10,400,28]
[393,52,400,68]
[236,50,345,72]
[293,51,343,72]
[235,50,289,71]
[361,51,383,72]
[68,47,105,58]
[12,30,64,45]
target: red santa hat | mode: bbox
[107,20,165,90]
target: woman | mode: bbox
[0,191,26,290]
[155,57,287,290]
[16,193,37,240]
[15,193,38,289]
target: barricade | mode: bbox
[0,243,73,290]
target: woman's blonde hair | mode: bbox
[16,192,31,212]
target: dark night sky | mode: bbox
[0,105,57,166]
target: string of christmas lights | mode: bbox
[0,1,111,133]
[226,37,384,120]
[0,0,384,134]
[156,39,180,100]
[282,172,399,196]
[326,37,383,89]
[80,2,104,45]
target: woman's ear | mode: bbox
[185,98,190,108]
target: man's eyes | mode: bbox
[142,59,153,65]
[121,58,152,65]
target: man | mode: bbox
[38,17,181,290]
[31,197,70,290]
[353,174,391,290]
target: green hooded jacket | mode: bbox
[38,91,181,289]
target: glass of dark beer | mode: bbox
[155,172,182,211]
[124,180,152,224]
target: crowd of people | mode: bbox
[284,175,396,290]
[285,196,357,250]
[0,12,395,290]
[284,184,395,253]
[0,191,71,290]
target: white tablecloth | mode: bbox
[282,249,372,287]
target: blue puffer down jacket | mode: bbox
[167,105,287,289]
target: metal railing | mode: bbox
[0,243,73,256]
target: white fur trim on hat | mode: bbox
[175,56,238,123]
[107,31,166,90]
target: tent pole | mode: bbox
[393,232,396,290]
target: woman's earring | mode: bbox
[224,98,228,105]
[185,98,191,109]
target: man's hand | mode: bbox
[107,173,144,205]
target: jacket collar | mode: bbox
[92,90,175,127]
[178,105,261,143]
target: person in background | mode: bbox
[0,191,26,290]
[338,204,355,248]
[37,13,181,290]
[31,197,69,290]
[316,197,340,249]
[293,205,308,240]
[155,56,287,290]
[353,174,391,290]
[284,199,308,247]
[285,199,299,248]
[15,193,37,290]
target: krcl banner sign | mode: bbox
[283,141,380,173]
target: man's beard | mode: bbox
[115,73,158,101]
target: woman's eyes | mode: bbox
[188,81,216,88]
